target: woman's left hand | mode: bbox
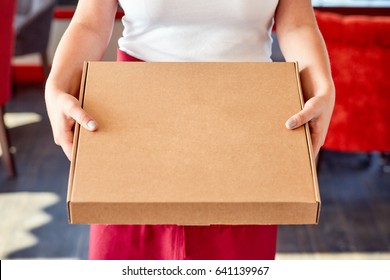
[274,0,336,158]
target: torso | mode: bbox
[118,0,279,62]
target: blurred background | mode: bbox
[0,0,389,259]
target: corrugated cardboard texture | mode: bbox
[68,62,320,225]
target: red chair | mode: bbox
[315,11,390,167]
[0,0,16,177]
[14,0,57,80]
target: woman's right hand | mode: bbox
[45,90,97,161]
[41,0,117,160]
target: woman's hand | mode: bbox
[45,90,97,160]
[275,0,336,158]
[285,90,335,157]
[43,0,117,160]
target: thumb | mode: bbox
[285,102,316,130]
[64,98,98,131]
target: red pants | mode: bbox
[88,49,278,260]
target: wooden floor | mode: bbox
[0,85,389,259]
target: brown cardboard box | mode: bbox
[67,62,320,225]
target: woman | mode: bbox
[45,0,335,260]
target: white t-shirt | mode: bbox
[118,0,279,62]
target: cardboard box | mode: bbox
[67,62,320,225]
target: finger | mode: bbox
[55,130,75,161]
[63,97,98,131]
[310,131,322,158]
[62,141,73,161]
[285,101,317,130]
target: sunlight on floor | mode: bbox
[0,192,60,259]
[4,112,42,129]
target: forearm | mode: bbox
[277,25,335,100]
[46,22,112,98]
[45,0,117,99]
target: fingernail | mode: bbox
[87,120,97,130]
[286,119,297,129]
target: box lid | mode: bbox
[68,62,320,225]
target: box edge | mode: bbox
[293,62,321,223]
[69,201,320,225]
[67,61,90,224]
